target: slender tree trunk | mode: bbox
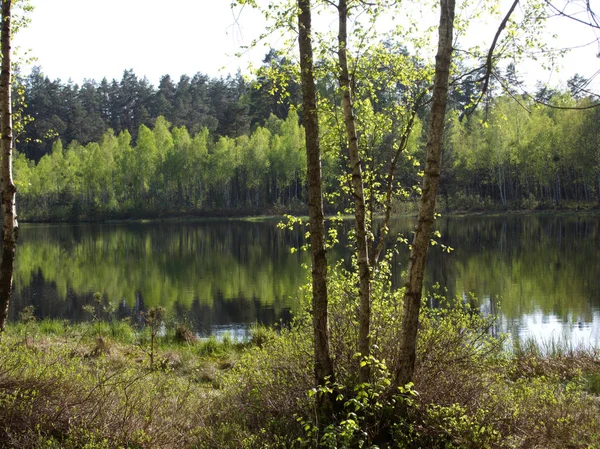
[337,0,371,383]
[0,0,17,333]
[298,0,335,391]
[497,163,505,206]
[394,0,455,388]
[556,170,561,205]
[372,108,419,266]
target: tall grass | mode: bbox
[0,336,206,448]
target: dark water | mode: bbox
[8,215,600,345]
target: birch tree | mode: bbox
[393,0,456,388]
[298,0,336,395]
[0,0,17,332]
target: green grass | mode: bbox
[3,318,244,373]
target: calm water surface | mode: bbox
[8,215,600,345]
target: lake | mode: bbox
[8,214,600,345]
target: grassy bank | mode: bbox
[1,302,600,448]
[0,318,257,448]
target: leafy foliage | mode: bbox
[199,261,600,448]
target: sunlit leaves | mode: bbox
[448,90,600,207]
[15,106,311,218]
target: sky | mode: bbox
[13,0,268,84]
[12,0,600,91]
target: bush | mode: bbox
[173,322,199,344]
[202,260,600,448]
[199,323,314,448]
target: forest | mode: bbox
[2,0,600,448]
[13,62,600,220]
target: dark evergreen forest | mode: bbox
[19,61,300,162]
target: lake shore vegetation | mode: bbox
[1,268,600,448]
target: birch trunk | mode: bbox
[394,0,455,388]
[0,0,18,333]
[298,0,335,389]
[337,0,371,383]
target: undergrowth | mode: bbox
[197,264,600,449]
[1,267,600,448]
[0,319,247,448]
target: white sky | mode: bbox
[12,0,600,90]
[13,0,268,84]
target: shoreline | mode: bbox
[19,204,600,225]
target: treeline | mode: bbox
[13,64,600,219]
[15,111,308,220]
[444,94,600,209]
[18,60,299,162]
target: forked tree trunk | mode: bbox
[0,0,18,333]
[337,0,371,383]
[394,0,455,388]
[298,0,335,389]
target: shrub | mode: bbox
[204,260,600,448]
[173,322,198,344]
[248,324,277,348]
[200,324,314,448]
